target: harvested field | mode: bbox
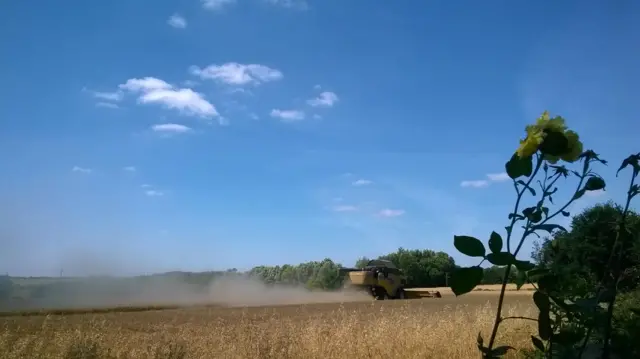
[0,292,538,359]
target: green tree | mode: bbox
[532,201,640,295]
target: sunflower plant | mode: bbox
[448,111,640,358]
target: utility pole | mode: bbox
[445,272,450,287]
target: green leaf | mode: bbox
[515,270,526,290]
[488,231,503,254]
[505,152,533,179]
[490,346,515,357]
[530,223,567,234]
[616,154,640,177]
[454,235,486,257]
[515,260,535,272]
[450,266,483,296]
[584,176,606,191]
[476,332,483,347]
[533,291,550,312]
[527,268,550,278]
[486,252,515,266]
[538,310,552,340]
[573,188,586,201]
[630,308,640,316]
[531,336,545,351]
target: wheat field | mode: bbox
[0,292,537,359]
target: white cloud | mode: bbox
[460,180,489,188]
[141,184,152,188]
[270,109,305,122]
[145,190,164,197]
[377,209,405,218]
[307,91,339,107]
[352,179,373,186]
[585,189,605,197]
[151,123,192,134]
[123,166,136,172]
[71,166,92,174]
[461,172,511,188]
[96,102,119,109]
[189,62,283,86]
[92,91,123,102]
[486,172,510,182]
[119,77,218,118]
[332,205,358,212]
[202,0,236,10]
[264,0,308,10]
[120,77,172,92]
[167,14,187,29]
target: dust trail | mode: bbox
[4,274,371,311]
[206,276,371,307]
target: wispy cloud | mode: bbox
[264,0,308,10]
[167,14,187,29]
[123,166,136,172]
[270,109,305,122]
[151,123,192,134]
[83,87,123,108]
[307,91,339,107]
[352,179,373,186]
[461,172,511,188]
[190,62,283,86]
[145,190,164,197]
[460,180,489,188]
[95,102,119,109]
[332,205,358,212]
[486,172,510,182]
[119,77,218,119]
[71,166,92,174]
[377,208,405,218]
[201,0,236,11]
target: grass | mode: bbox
[0,293,538,359]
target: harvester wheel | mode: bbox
[396,288,406,300]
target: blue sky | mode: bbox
[1,0,638,276]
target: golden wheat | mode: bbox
[0,297,537,359]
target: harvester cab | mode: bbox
[339,259,408,300]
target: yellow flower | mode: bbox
[515,111,580,162]
[536,113,567,133]
[516,126,545,158]
[560,130,583,163]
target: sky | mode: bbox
[0,0,639,277]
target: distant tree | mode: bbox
[377,247,457,287]
[532,201,640,295]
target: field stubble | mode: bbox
[0,291,536,359]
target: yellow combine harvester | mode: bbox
[338,259,442,300]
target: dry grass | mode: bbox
[0,294,537,359]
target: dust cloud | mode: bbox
[5,275,372,311]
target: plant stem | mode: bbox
[601,172,636,359]
[486,155,544,353]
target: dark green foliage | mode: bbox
[532,202,640,296]
[450,266,483,296]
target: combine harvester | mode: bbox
[338,259,442,300]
